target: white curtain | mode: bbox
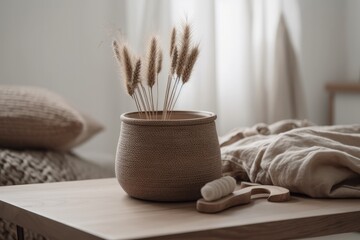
[120,0,305,135]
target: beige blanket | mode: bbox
[220,120,360,198]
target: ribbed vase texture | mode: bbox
[115,111,222,202]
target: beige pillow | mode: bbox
[0,86,103,150]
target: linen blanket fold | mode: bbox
[220,120,360,198]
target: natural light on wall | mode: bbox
[215,0,253,133]
[122,0,302,134]
[0,0,302,163]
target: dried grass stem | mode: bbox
[113,22,199,120]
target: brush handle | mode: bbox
[196,184,291,213]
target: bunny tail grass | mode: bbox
[162,75,172,119]
[135,88,149,119]
[146,37,158,88]
[157,49,163,74]
[164,23,191,119]
[182,46,199,83]
[169,47,199,116]
[132,94,142,118]
[156,49,163,118]
[175,24,191,77]
[113,22,200,120]
[119,46,135,96]
[132,59,142,88]
[146,37,158,116]
[112,40,122,64]
[171,47,178,75]
[170,27,177,56]
[162,47,178,119]
[129,59,142,117]
[122,46,133,83]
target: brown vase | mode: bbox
[115,111,222,202]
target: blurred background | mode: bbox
[1,0,359,164]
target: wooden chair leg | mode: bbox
[16,225,24,240]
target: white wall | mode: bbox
[297,0,348,125]
[0,0,359,163]
[0,0,129,162]
[335,94,360,124]
[347,0,360,82]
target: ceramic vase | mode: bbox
[115,111,222,202]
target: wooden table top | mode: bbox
[0,178,359,240]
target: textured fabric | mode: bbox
[0,86,103,150]
[219,119,314,148]
[221,120,360,198]
[0,148,114,240]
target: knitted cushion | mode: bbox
[0,148,114,240]
[0,86,103,150]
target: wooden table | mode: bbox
[0,178,359,240]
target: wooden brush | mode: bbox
[197,178,291,214]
